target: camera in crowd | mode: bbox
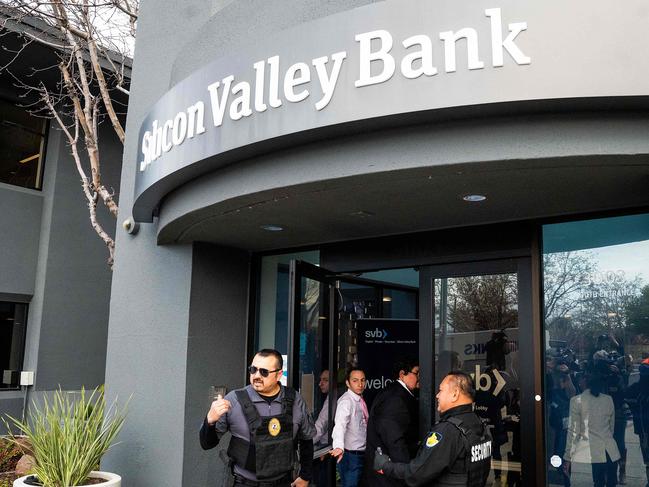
[546,342,580,374]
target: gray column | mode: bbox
[182,243,249,486]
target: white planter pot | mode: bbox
[13,471,121,487]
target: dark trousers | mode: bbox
[233,473,292,487]
[313,455,333,486]
[234,482,290,487]
[591,453,617,487]
[338,450,365,487]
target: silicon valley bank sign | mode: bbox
[138,8,529,173]
[132,0,649,221]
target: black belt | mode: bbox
[233,473,292,486]
[344,449,365,455]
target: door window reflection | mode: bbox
[434,272,521,485]
[543,213,649,487]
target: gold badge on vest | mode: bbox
[268,417,281,436]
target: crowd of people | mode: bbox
[547,334,649,487]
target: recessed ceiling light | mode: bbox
[260,224,284,232]
[382,296,392,302]
[462,194,487,202]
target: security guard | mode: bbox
[374,371,492,487]
[200,349,315,486]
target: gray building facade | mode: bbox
[106,1,649,486]
[0,11,124,434]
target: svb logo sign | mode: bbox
[365,328,389,339]
[472,364,506,396]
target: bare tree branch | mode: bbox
[87,37,124,141]
[0,0,136,267]
[42,86,115,267]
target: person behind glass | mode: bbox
[374,371,492,487]
[313,370,330,446]
[363,357,420,487]
[563,374,620,487]
[592,349,628,484]
[312,370,330,486]
[199,349,315,487]
[330,367,368,487]
[549,369,575,487]
[476,338,508,482]
[625,358,649,487]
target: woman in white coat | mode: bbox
[563,375,620,487]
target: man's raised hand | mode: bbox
[207,394,231,424]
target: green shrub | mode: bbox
[3,387,127,487]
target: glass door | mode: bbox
[419,259,539,487]
[287,262,421,452]
[288,260,335,438]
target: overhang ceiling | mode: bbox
[157,154,649,251]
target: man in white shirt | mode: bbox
[331,367,368,487]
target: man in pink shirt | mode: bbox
[331,367,368,487]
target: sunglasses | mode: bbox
[248,365,282,378]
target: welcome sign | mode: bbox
[356,319,418,406]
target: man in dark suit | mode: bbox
[363,357,420,486]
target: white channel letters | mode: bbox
[471,440,492,463]
[139,7,530,172]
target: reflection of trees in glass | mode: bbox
[543,252,595,321]
[543,251,645,355]
[444,274,518,332]
[626,285,649,335]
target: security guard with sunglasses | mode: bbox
[200,349,315,487]
[374,371,492,487]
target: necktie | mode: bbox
[360,396,369,423]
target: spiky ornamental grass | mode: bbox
[3,387,127,487]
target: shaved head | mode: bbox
[445,370,475,400]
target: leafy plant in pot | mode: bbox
[3,387,127,487]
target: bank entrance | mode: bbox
[285,254,539,486]
[253,213,649,487]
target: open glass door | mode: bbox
[419,258,539,487]
[287,262,421,461]
[288,260,336,458]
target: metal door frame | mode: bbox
[418,257,543,486]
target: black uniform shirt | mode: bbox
[384,403,486,487]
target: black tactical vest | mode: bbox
[227,387,296,480]
[445,415,492,487]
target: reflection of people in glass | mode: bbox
[312,370,330,486]
[625,358,649,487]
[547,353,576,487]
[477,330,512,483]
[436,350,462,380]
[591,349,627,484]
[563,375,620,487]
[486,331,510,371]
